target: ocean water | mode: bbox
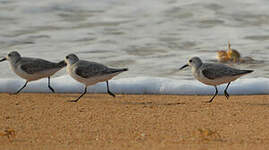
[0,0,268,94]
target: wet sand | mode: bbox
[0,93,269,149]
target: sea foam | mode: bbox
[0,75,267,95]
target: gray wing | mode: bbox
[201,63,247,80]
[74,61,117,78]
[18,58,58,74]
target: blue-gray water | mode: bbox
[0,0,268,81]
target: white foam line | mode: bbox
[0,75,267,95]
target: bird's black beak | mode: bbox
[179,64,188,70]
[0,57,6,62]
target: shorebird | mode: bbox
[0,51,66,94]
[64,53,128,102]
[179,57,253,103]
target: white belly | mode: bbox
[194,71,243,86]
[11,65,59,81]
[67,65,119,86]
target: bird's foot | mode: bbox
[66,99,79,103]
[207,98,214,103]
[108,91,116,97]
[48,86,55,93]
[224,91,229,100]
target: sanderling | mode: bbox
[179,56,253,103]
[0,51,66,94]
[64,53,128,102]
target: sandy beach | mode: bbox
[0,93,269,149]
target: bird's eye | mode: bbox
[189,60,193,63]
[8,54,11,57]
[66,56,69,59]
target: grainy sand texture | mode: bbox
[0,93,269,150]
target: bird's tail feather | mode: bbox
[236,70,253,76]
[109,68,128,74]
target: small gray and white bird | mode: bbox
[0,51,66,94]
[179,57,253,103]
[64,53,128,102]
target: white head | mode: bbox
[0,51,21,63]
[64,53,79,65]
[179,57,203,70]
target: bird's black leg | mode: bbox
[48,77,55,93]
[68,86,87,102]
[14,81,28,94]
[106,81,116,97]
[208,86,218,103]
[224,82,231,100]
